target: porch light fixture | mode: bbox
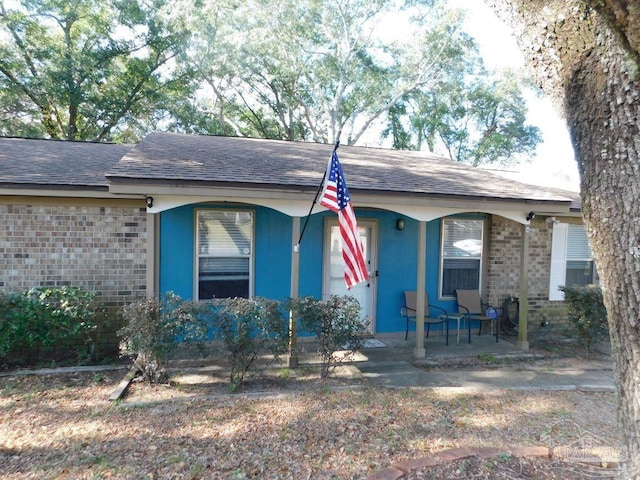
[526,211,536,221]
[396,218,405,231]
[146,196,154,208]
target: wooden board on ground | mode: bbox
[109,366,139,401]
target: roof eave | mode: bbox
[0,184,140,200]
[107,177,575,205]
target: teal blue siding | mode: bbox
[388,215,417,334]
[297,212,326,298]
[373,212,418,333]
[254,209,291,299]
[157,203,480,335]
[373,214,454,334]
[159,205,194,299]
[160,204,293,301]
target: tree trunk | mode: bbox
[486,1,640,476]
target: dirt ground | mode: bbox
[0,333,624,479]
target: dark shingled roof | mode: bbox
[0,137,132,190]
[0,133,580,208]
[107,131,575,204]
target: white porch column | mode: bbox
[414,220,426,358]
[288,216,301,367]
[518,224,530,351]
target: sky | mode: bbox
[454,1,581,192]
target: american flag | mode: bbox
[319,150,369,289]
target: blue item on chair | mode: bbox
[456,289,499,343]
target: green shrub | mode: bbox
[202,297,289,391]
[558,285,608,357]
[288,295,367,379]
[0,286,98,362]
[118,295,289,389]
[118,293,204,383]
[0,292,21,358]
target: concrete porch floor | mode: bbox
[294,330,523,366]
[360,331,522,363]
[295,332,615,391]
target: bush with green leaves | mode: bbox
[202,297,289,391]
[558,285,608,357]
[289,295,367,379]
[0,286,98,362]
[118,293,204,383]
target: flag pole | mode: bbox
[295,140,340,251]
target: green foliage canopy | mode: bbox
[1,0,541,166]
[0,0,195,141]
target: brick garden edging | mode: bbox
[364,445,624,479]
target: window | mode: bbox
[549,222,598,300]
[440,218,484,297]
[566,224,598,287]
[196,210,253,300]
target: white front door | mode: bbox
[323,219,377,334]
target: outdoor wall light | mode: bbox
[526,211,536,221]
[146,196,154,208]
[396,218,405,231]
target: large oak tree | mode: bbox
[486,1,640,476]
[177,0,541,165]
[0,0,194,142]
[1,0,541,167]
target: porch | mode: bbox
[353,332,522,364]
[167,331,614,392]
[318,334,614,391]
[295,332,530,389]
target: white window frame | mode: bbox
[439,218,484,299]
[548,222,596,300]
[195,209,254,300]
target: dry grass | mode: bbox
[0,361,621,480]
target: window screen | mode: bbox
[441,218,483,297]
[196,210,252,300]
[565,224,597,286]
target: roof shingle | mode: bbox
[0,133,579,207]
[0,137,132,189]
[107,131,575,203]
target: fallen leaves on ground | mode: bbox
[0,366,621,480]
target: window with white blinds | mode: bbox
[440,218,484,298]
[196,210,253,300]
[549,222,597,301]
[566,223,597,288]
[567,224,593,260]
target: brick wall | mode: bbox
[0,198,148,359]
[486,215,569,330]
[0,199,148,304]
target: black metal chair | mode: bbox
[402,291,449,344]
